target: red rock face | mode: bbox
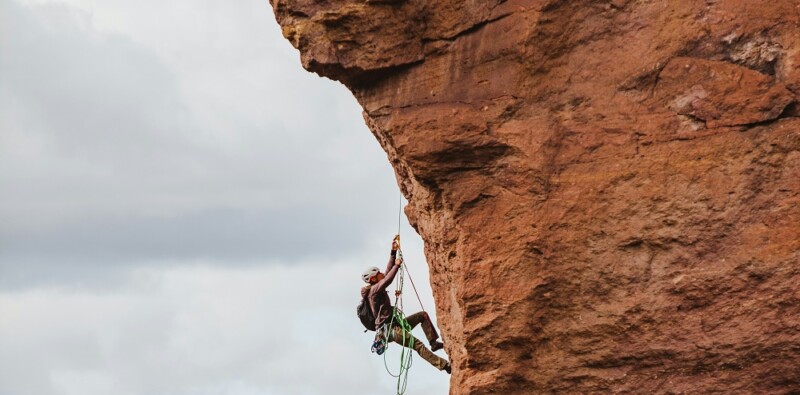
[271,1,800,393]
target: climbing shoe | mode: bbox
[444,363,451,374]
[431,341,444,352]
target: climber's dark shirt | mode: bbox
[361,251,399,328]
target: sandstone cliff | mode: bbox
[270,1,800,393]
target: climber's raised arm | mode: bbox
[384,235,400,273]
[375,238,401,293]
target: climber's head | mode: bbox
[362,266,383,284]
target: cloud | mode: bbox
[0,0,450,394]
[0,263,449,395]
[0,0,399,287]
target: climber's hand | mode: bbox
[392,235,400,251]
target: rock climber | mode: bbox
[360,235,451,373]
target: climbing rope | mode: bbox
[400,258,427,314]
[380,193,435,395]
[382,194,415,394]
[395,194,427,313]
[398,193,403,237]
[383,249,414,395]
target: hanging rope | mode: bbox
[398,193,403,237]
[382,255,414,395]
[380,193,436,394]
[400,260,427,314]
[382,193,414,395]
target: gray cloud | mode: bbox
[0,264,449,395]
[0,0,449,394]
[0,0,399,287]
[0,206,383,289]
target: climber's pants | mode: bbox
[390,312,448,371]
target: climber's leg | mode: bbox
[405,311,444,351]
[392,325,449,371]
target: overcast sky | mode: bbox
[0,0,449,394]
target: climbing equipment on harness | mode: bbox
[371,331,387,355]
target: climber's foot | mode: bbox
[431,341,444,352]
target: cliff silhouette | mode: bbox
[270,1,800,393]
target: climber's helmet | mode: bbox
[362,266,380,283]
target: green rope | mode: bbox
[381,195,427,395]
[383,308,414,394]
[382,254,415,395]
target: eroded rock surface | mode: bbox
[270,1,800,393]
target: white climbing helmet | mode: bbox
[362,266,380,283]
